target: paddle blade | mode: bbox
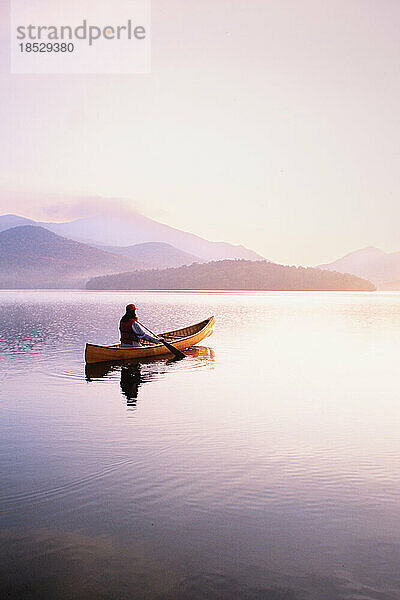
[161,339,186,359]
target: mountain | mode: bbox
[86,260,376,291]
[0,226,149,288]
[97,242,201,268]
[0,214,36,232]
[0,213,264,262]
[318,246,400,289]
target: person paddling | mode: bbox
[119,304,160,348]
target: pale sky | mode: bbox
[1,0,400,265]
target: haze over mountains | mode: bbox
[0,225,207,288]
[0,226,147,288]
[96,242,200,268]
[0,212,380,291]
[319,247,400,289]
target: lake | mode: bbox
[1,290,400,600]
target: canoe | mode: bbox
[85,346,216,380]
[85,316,215,364]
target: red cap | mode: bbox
[126,304,136,311]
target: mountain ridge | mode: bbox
[318,246,400,289]
[0,213,264,262]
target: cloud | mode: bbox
[43,195,139,220]
[0,189,141,221]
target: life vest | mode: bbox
[119,318,140,345]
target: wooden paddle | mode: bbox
[138,321,186,359]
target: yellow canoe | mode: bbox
[85,316,215,364]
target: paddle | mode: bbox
[138,321,186,360]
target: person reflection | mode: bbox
[120,364,141,406]
[85,360,153,406]
[85,346,215,406]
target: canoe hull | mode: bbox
[85,316,215,363]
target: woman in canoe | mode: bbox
[119,304,160,348]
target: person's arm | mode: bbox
[132,321,160,344]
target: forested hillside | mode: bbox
[87,260,376,291]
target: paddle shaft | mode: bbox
[138,321,186,359]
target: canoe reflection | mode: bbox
[85,346,215,405]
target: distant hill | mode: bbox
[97,242,201,268]
[0,213,265,262]
[0,226,149,288]
[86,260,376,291]
[318,246,400,289]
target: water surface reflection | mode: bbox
[2,291,400,599]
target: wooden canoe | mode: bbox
[85,316,215,364]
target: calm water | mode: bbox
[1,291,400,600]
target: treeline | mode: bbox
[86,260,376,291]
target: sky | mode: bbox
[1,0,400,265]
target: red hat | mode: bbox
[126,304,136,311]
